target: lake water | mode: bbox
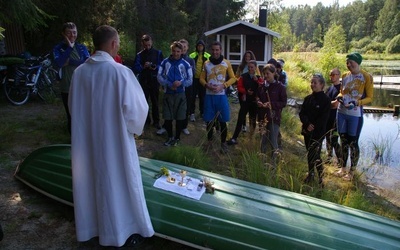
[363,60,400,75]
[357,83,400,201]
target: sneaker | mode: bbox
[220,142,228,154]
[343,172,353,181]
[227,138,238,145]
[182,128,190,135]
[156,127,166,135]
[164,137,175,146]
[335,168,346,177]
[242,125,247,132]
[190,114,196,122]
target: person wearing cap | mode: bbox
[133,34,164,130]
[335,52,373,181]
[276,59,288,88]
[189,40,211,121]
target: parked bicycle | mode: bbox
[2,54,58,105]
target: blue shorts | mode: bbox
[337,112,360,136]
[203,94,230,122]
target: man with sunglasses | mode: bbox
[325,68,342,165]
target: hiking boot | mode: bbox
[190,114,196,122]
[182,128,190,135]
[156,127,166,135]
[220,142,228,154]
[227,138,238,145]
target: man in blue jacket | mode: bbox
[157,41,193,146]
[53,22,90,134]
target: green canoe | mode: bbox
[14,144,400,249]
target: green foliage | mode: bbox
[375,0,400,41]
[118,32,136,60]
[281,108,301,135]
[386,34,400,54]
[153,146,212,172]
[322,24,346,53]
[349,37,372,51]
[0,0,54,31]
[318,51,343,79]
[349,17,367,41]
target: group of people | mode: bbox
[300,52,373,184]
[52,20,373,248]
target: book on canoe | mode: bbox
[14,144,400,249]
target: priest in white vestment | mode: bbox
[68,25,154,247]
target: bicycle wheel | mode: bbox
[37,74,56,103]
[3,75,30,105]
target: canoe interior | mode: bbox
[14,144,400,250]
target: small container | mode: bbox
[197,181,203,191]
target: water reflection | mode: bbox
[358,85,400,199]
[372,87,400,107]
[359,113,400,193]
[363,60,400,75]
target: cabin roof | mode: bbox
[204,20,281,38]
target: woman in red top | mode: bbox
[227,60,263,145]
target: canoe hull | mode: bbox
[14,145,400,249]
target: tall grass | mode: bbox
[153,145,212,172]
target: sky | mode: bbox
[282,0,356,8]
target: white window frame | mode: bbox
[227,35,244,65]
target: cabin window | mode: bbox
[227,36,241,61]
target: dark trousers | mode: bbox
[304,134,324,177]
[164,119,184,140]
[339,133,359,171]
[206,120,227,143]
[61,92,71,134]
[325,117,341,160]
[232,100,257,139]
[191,78,205,115]
[141,83,160,126]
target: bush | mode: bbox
[362,41,387,54]
[349,37,372,52]
[306,43,320,52]
[386,34,400,54]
